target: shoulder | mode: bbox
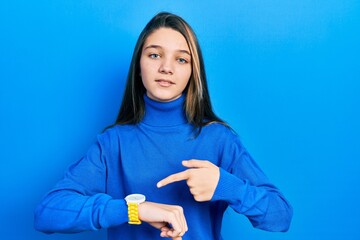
[202,122,238,140]
[199,122,243,147]
[97,124,136,146]
[201,122,246,152]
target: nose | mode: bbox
[158,58,173,74]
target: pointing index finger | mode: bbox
[157,170,190,188]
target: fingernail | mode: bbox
[182,160,188,165]
[157,182,162,188]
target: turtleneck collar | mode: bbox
[142,94,188,127]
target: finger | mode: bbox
[160,210,183,237]
[167,229,182,238]
[160,228,172,238]
[160,232,180,239]
[160,227,178,238]
[172,237,182,240]
[181,211,188,234]
[157,170,190,188]
[177,207,187,236]
[160,230,168,237]
[160,219,185,238]
[182,159,210,168]
[159,224,173,238]
[172,209,185,237]
[160,225,171,232]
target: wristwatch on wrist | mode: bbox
[125,194,146,225]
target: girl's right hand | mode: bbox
[138,201,188,239]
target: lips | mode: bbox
[155,79,175,87]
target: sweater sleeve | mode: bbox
[34,133,128,233]
[211,135,293,232]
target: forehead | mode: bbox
[143,28,190,51]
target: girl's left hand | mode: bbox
[157,160,220,202]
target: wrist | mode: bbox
[125,194,146,225]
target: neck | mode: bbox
[142,94,188,127]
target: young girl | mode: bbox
[34,12,293,240]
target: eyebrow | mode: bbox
[143,44,191,56]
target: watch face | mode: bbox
[125,194,146,203]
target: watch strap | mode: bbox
[127,202,141,224]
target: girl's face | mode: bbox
[140,27,192,102]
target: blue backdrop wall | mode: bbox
[1,1,359,239]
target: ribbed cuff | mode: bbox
[100,199,128,228]
[211,168,248,204]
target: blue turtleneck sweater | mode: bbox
[34,94,292,239]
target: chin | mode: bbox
[149,92,182,102]
[156,97,176,102]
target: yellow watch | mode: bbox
[125,194,146,225]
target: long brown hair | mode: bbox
[114,12,226,135]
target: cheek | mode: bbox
[181,67,192,86]
[140,60,152,81]
[139,58,146,75]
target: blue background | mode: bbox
[1,1,359,239]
